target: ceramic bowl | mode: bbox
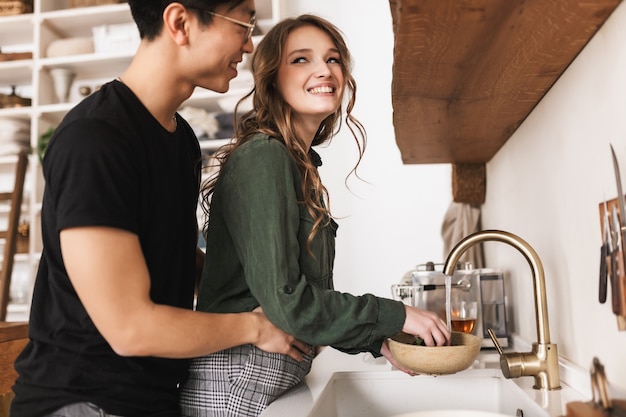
[387,331,481,375]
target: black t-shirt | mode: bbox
[11,80,201,417]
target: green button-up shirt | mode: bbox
[196,134,405,355]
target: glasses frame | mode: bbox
[191,8,256,43]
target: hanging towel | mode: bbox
[441,201,483,269]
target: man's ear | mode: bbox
[162,3,191,46]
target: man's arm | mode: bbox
[60,226,307,360]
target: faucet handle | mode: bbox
[487,328,521,379]
[488,328,540,381]
[487,328,504,355]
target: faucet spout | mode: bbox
[443,230,561,390]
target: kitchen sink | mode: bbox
[306,369,554,417]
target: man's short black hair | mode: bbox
[128,0,246,40]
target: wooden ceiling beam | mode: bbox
[390,0,623,164]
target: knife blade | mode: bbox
[611,205,622,314]
[610,144,626,260]
[610,143,626,318]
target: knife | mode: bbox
[610,144,626,260]
[600,242,608,304]
[611,205,622,314]
[610,143,626,318]
[600,200,611,304]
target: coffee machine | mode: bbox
[409,262,509,348]
[477,269,509,348]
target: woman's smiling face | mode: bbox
[276,24,345,130]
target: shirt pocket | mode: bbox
[298,212,336,290]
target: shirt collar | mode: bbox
[309,148,322,167]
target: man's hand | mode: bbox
[251,307,310,361]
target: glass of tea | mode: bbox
[450,300,478,334]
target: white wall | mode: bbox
[287,0,626,392]
[284,1,452,299]
[483,2,626,390]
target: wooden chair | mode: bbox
[0,321,28,417]
[0,152,28,321]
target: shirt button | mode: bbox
[283,285,294,294]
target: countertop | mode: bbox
[260,336,595,417]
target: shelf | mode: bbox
[0,60,34,86]
[6,302,30,322]
[0,106,33,121]
[0,205,31,216]
[184,89,252,114]
[199,138,232,151]
[185,88,230,108]
[0,13,35,47]
[0,252,32,263]
[0,155,21,165]
[39,4,132,37]
[38,51,134,78]
[37,102,74,115]
[14,253,31,263]
[389,0,623,164]
[7,302,29,313]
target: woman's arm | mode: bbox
[220,139,406,349]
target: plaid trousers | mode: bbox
[179,344,314,417]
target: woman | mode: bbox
[180,14,450,417]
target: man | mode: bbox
[11,2,307,416]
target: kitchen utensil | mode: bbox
[49,68,76,103]
[610,144,626,262]
[565,357,626,417]
[611,206,622,314]
[390,284,421,307]
[600,240,608,303]
[611,144,626,321]
[600,200,611,303]
[565,401,626,417]
[0,85,31,108]
[387,331,481,375]
[46,37,94,58]
[596,197,626,330]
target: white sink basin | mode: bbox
[393,411,513,417]
[306,369,552,417]
[260,348,588,417]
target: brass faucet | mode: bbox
[443,230,561,390]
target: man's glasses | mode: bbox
[191,8,256,43]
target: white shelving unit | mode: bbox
[0,0,284,321]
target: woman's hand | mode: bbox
[402,305,451,347]
[380,339,417,376]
